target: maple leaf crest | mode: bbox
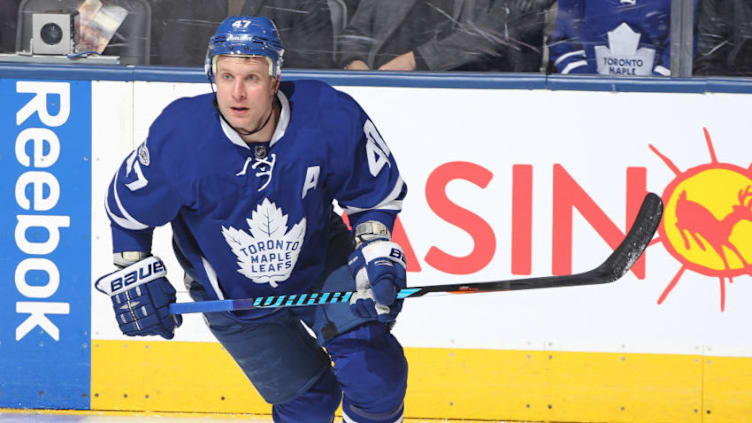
[221,198,306,287]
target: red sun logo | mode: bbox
[650,128,752,311]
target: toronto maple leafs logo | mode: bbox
[594,23,655,76]
[221,198,306,287]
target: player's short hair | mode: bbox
[213,55,275,78]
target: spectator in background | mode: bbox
[694,0,752,76]
[549,0,672,76]
[0,0,21,53]
[338,0,551,72]
[154,0,334,68]
[341,0,360,18]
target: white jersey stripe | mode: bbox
[653,65,670,76]
[344,176,405,214]
[106,173,149,230]
[562,59,588,74]
[270,89,290,147]
[554,49,586,67]
[345,201,403,214]
[201,256,225,300]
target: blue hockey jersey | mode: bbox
[105,80,406,319]
[550,0,672,76]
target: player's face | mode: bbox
[215,55,279,135]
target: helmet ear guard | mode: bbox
[205,16,285,82]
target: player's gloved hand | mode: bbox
[347,239,407,322]
[95,256,182,340]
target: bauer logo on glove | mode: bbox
[105,258,166,294]
[347,239,407,322]
[95,255,182,340]
[389,248,404,261]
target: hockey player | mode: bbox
[549,0,672,76]
[96,16,408,423]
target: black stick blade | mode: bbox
[412,192,664,295]
[595,192,663,282]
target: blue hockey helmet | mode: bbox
[205,16,285,81]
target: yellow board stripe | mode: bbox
[0,408,501,423]
[92,340,752,422]
[92,340,267,414]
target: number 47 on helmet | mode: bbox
[204,16,286,82]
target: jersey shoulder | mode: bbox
[147,93,216,152]
[281,80,364,142]
[281,80,361,115]
[139,93,218,179]
[152,93,216,136]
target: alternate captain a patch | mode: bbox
[221,198,306,288]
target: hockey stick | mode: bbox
[169,192,663,315]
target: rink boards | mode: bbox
[2,67,752,422]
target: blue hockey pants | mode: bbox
[188,264,408,423]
